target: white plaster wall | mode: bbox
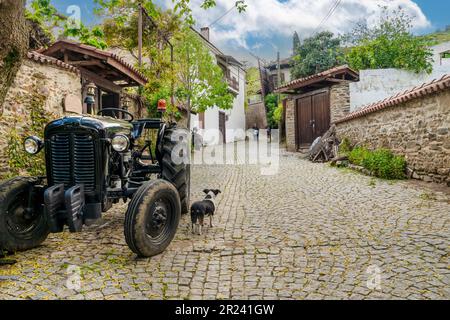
[350,42,450,111]
[350,66,450,111]
[225,65,247,142]
[189,64,246,145]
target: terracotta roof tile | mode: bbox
[275,65,359,93]
[335,74,450,124]
[27,51,80,75]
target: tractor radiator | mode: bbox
[48,133,96,192]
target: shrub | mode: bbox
[348,146,370,166]
[348,147,406,180]
[339,137,353,155]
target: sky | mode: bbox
[45,0,449,64]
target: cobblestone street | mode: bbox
[0,150,449,300]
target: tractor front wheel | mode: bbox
[124,180,181,257]
[0,177,49,252]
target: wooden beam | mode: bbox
[43,42,65,56]
[325,77,347,83]
[79,67,123,94]
[68,60,105,67]
[106,57,146,86]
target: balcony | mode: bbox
[227,76,239,95]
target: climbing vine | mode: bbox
[1,90,56,180]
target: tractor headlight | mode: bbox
[111,134,130,152]
[24,136,44,155]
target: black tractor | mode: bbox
[0,108,190,257]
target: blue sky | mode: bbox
[41,0,449,63]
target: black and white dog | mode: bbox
[190,189,221,235]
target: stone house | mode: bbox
[40,40,148,117]
[275,65,359,151]
[0,51,82,176]
[0,42,149,177]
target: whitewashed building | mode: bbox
[189,27,247,145]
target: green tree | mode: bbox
[265,93,279,128]
[96,1,235,127]
[292,31,343,78]
[344,6,433,74]
[292,31,300,54]
[0,0,28,108]
[245,67,260,97]
[173,29,233,128]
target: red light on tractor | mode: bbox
[157,99,167,112]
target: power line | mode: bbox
[209,4,237,27]
[314,0,339,32]
[313,0,342,34]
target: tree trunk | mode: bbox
[0,0,28,110]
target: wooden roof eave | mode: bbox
[43,41,147,87]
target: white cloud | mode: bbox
[162,0,431,61]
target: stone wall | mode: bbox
[2,58,81,117]
[245,102,267,129]
[285,98,296,152]
[0,58,81,177]
[336,90,450,185]
[330,82,351,123]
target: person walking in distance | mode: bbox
[253,124,259,141]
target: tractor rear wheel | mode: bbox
[160,125,190,214]
[124,180,181,257]
[0,177,49,252]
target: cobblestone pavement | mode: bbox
[0,150,449,300]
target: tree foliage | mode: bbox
[292,31,343,78]
[344,6,433,74]
[292,31,300,54]
[96,0,234,121]
[0,0,29,108]
[26,0,107,49]
[265,94,279,129]
[173,29,233,114]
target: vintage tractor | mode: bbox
[0,108,190,257]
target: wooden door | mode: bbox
[295,91,330,148]
[312,92,330,138]
[296,97,313,146]
[219,112,226,144]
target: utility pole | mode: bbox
[138,3,143,67]
[277,51,281,89]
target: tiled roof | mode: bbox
[335,74,450,124]
[275,65,359,93]
[27,51,80,75]
[43,40,148,84]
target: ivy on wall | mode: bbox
[1,89,56,180]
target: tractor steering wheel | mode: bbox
[97,108,134,122]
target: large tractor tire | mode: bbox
[0,177,50,252]
[159,125,190,214]
[124,180,181,257]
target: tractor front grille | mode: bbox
[49,133,96,192]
